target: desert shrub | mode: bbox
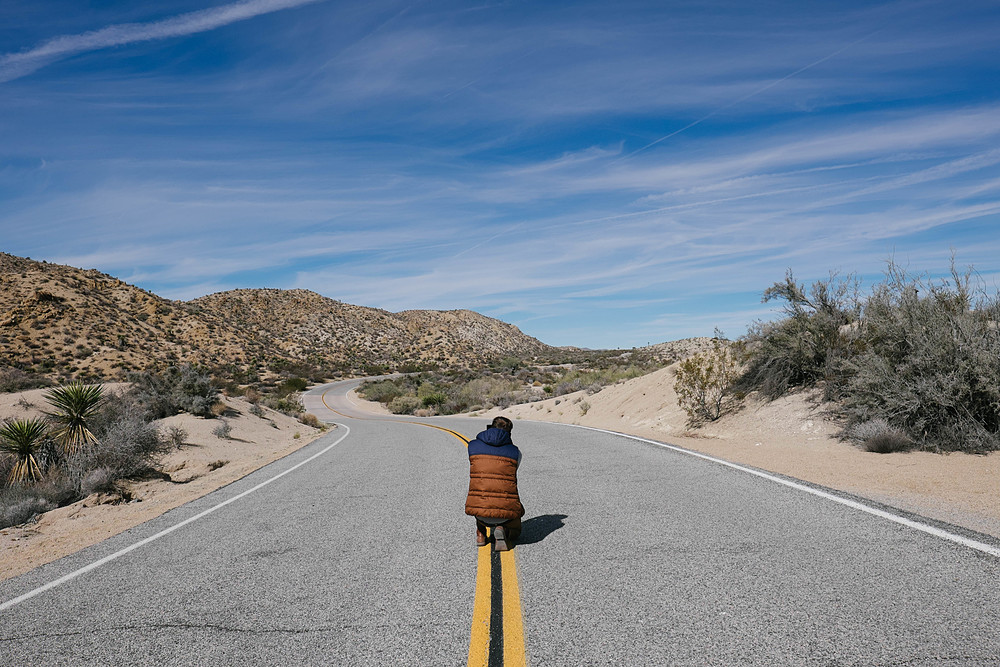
[388,396,422,415]
[739,272,860,399]
[0,493,57,529]
[361,380,404,404]
[276,377,308,396]
[127,365,219,418]
[0,368,52,393]
[421,392,447,407]
[70,400,168,484]
[746,260,1000,452]
[212,422,233,440]
[674,341,745,424]
[299,413,322,428]
[249,403,267,418]
[845,419,913,453]
[264,393,303,416]
[837,262,1000,452]
[163,425,187,448]
[580,401,590,415]
[80,467,116,495]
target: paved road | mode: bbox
[2,379,999,666]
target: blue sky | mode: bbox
[2,1,999,348]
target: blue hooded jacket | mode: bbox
[467,427,522,464]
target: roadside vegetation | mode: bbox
[694,260,1000,454]
[1,381,167,529]
[359,353,664,416]
[674,338,747,425]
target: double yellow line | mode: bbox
[319,390,527,666]
[469,544,526,666]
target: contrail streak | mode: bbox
[616,29,882,162]
[0,0,325,83]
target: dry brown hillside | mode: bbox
[193,290,552,370]
[0,253,266,381]
[0,253,553,382]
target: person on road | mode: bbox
[464,416,524,551]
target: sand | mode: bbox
[469,365,1000,540]
[0,390,326,582]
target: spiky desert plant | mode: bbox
[44,383,104,455]
[0,418,48,484]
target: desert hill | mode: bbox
[0,253,553,382]
[192,289,552,370]
[0,253,264,381]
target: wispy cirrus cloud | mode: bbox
[4,1,1000,348]
[0,0,324,83]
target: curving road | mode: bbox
[2,378,999,666]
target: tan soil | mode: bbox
[466,365,1000,540]
[0,391,326,582]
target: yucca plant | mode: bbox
[0,418,48,484]
[44,383,104,455]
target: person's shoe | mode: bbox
[476,525,488,547]
[493,525,510,551]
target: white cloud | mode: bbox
[0,0,324,83]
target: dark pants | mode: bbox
[476,516,521,541]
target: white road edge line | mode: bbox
[0,424,352,613]
[563,423,1000,559]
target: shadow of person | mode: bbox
[516,514,568,545]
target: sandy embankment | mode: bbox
[0,389,326,582]
[452,365,1000,540]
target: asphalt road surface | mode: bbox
[2,378,999,666]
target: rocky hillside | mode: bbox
[192,289,552,370]
[0,253,553,382]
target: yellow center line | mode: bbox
[468,545,493,666]
[501,550,527,666]
[320,386,527,666]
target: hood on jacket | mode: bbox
[476,426,513,447]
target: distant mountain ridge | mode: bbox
[0,253,553,381]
